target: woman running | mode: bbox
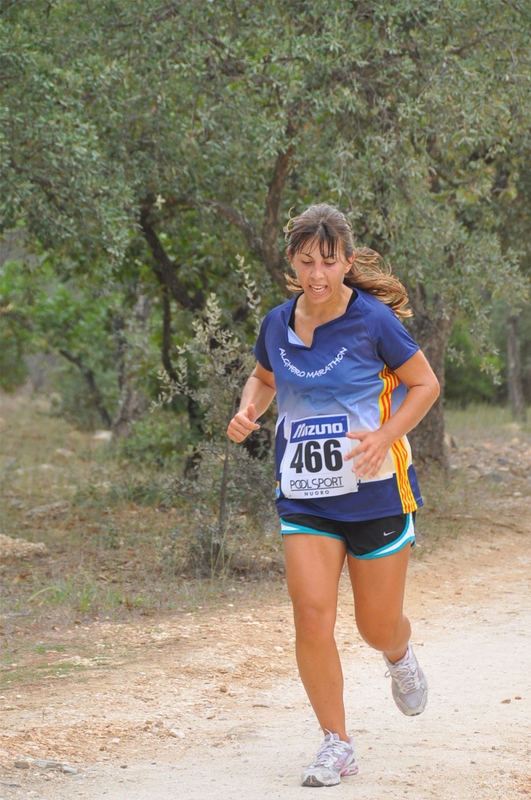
[227,204,440,787]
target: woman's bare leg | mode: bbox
[283,534,348,740]
[347,544,412,661]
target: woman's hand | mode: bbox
[345,429,392,480]
[227,403,260,442]
[345,351,440,480]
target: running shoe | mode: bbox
[384,643,428,716]
[301,731,358,787]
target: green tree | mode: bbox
[2,0,530,466]
[492,138,531,422]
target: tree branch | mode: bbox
[58,349,113,428]
[202,200,264,260]
[204,136,296,290]
[261,143,296,287]
[161,288,178,382]
[139,208,204,311]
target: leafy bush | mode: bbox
[444,320,501,406]
[118,407,192,469]
[155,261,277,575]
[48,361,118,431]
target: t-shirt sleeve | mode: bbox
[366,301,419,370]
[253,313,273,372]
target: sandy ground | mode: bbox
[1,489,531,800]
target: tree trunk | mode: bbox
[406,287,455,471]
[506,310,527,423]
[58,348,112,428]
[112,292,153,438]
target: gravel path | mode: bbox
[1,493,530,800]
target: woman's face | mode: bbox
[289,239,353,307]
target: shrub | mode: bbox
[155,259,276,575]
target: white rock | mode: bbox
[93,430,113,442]
[54,448,74,458]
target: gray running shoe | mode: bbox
[384,644,428,716]
[301,731,358,787]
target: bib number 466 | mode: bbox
[289,439,343,474]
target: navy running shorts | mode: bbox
[280,512,416,560]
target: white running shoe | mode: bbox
[301,731,358,787]
[384,643,428,716]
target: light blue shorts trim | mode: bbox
[354,513,415,560]
[279,519,344,541]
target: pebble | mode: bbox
[54,448,74,458]
[33,759,76,773]
[484,471,505,482]
[227,724,260,740]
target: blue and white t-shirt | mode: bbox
[254,289,423,521]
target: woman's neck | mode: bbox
[297,284,353,326]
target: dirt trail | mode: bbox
[1,490,531,800]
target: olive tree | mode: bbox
[2,0,530,463]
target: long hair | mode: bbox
[284,204,412,318]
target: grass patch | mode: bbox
[0,391,284,629]
[445,403,531,441]
[1,661,101,688]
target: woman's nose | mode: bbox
[310,261,325,277]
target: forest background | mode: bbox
[1,0,531,584]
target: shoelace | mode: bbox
[311,736,351,768]
[386,660,421,693]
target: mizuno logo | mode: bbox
[290,415,349,442]
[293,422,344,438]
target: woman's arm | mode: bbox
[345,349,440,479]
[227,362,276,443]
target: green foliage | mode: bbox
[47,364,111,431]
[2,0,531,460]
[0,257,121,422]
[444,321,501,406]
[117,408,192,469]
[156,265,276,574]
[0,333,28,390]
[164,443,276,577]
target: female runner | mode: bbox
[227,204,440,787]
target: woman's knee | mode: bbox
[292,602,336,643]
[356,614,405,652]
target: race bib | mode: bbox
[280,414,359,499]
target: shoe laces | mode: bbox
[310,733,351,768]
[386,655,421,693]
